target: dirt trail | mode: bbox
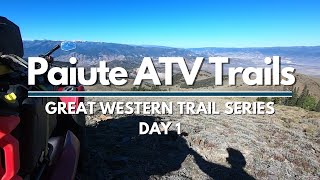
[83,97,320,179]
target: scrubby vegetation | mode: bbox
[179,75,228,89]
[180,77,216,89]
[131,85,163,91]
[257,85,320,112]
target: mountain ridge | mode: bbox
[23,40,320,77]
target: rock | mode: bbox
[86,118,98,127]
[99,114,113,121]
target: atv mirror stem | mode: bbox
[44,44,61,57]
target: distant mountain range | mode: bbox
[23,40,320,77]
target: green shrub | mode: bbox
[282,85,319,112]
[256,97,270,102]
[131,86,148,91]
[271,97,282,104]
[302,95,317,111]
[150,85,161,91]
[131,85,162,91]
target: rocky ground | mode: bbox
[81,97,320,180]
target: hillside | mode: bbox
[86,71,320,101]
[84,96,320,179]
[83,71,320,179]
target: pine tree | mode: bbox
[315,100,320,112]
[302,95,317,111]
[287,87,298,106]
[297,85,308,107]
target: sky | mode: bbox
[1,0,320,48]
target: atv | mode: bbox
[0,16,86,180]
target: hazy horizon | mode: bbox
[22,39,320,49]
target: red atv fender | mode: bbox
[0,116,22,180]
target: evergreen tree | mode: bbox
[296,85,308,107]
[302,95,317,111]
[287,87,299,106]
[315,100,320,112]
